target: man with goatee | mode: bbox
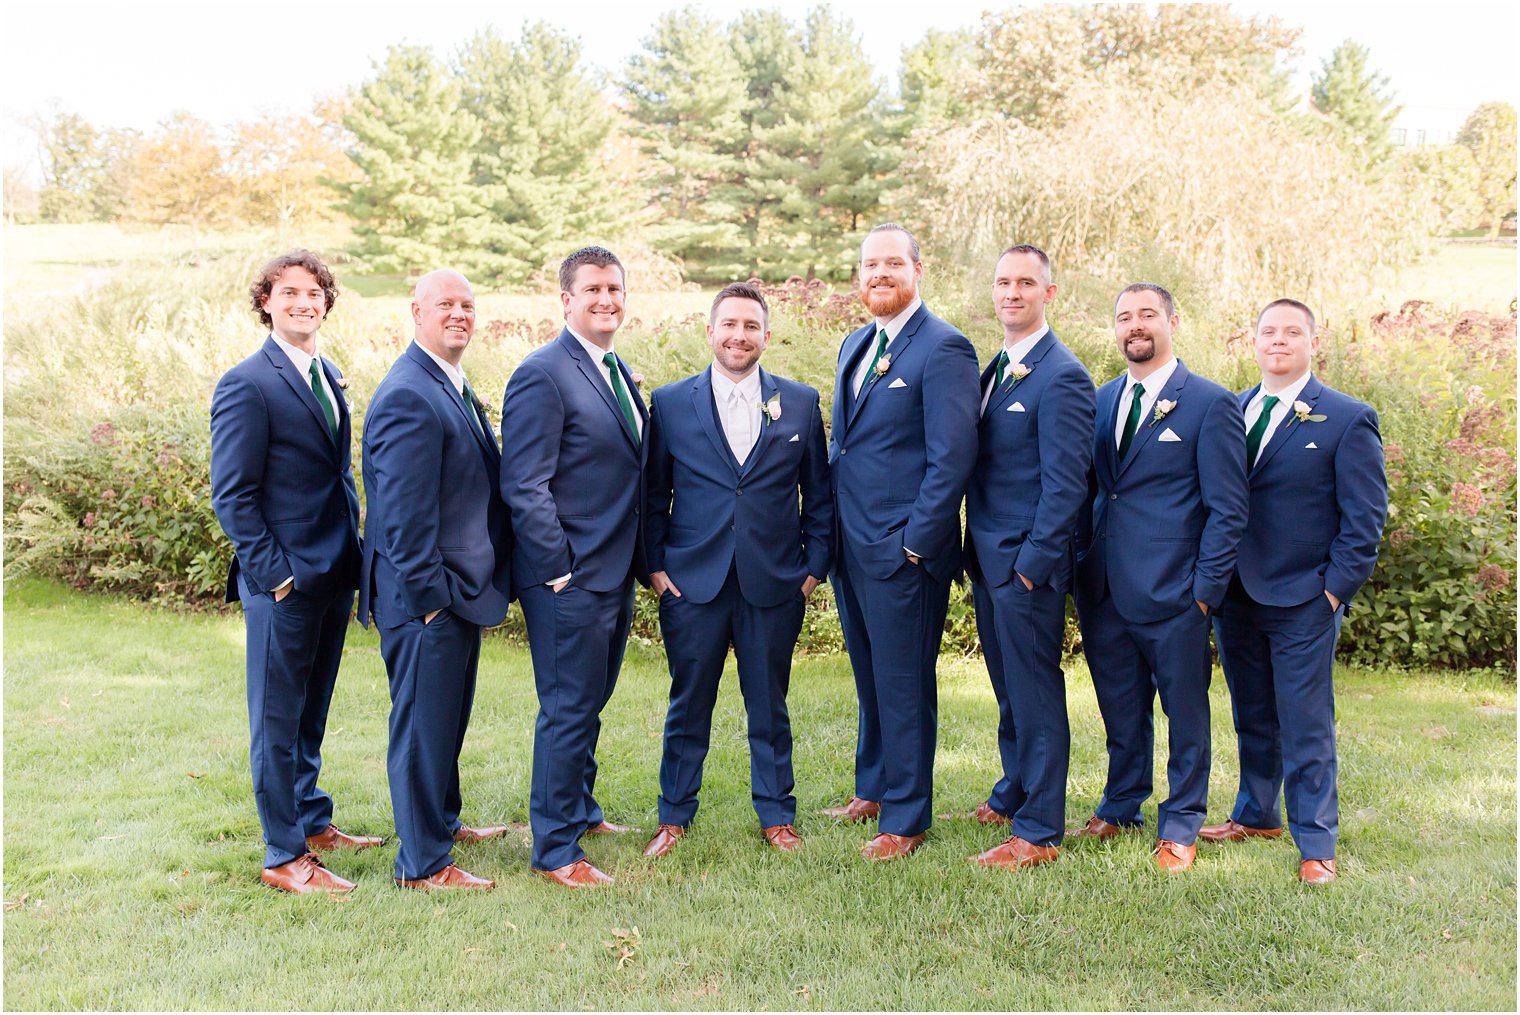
[820,223,980,861]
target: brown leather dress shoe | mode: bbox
[939,801,1011,825]
[261,852,355,894]
[862,831,926,861]
[454,824,510,844]
[642,824,686,858]
[536,859,615,887]
[1154,839,1197,871]
[1066,815,1126,840]
[1298,858,1337,885]
[818,797,881,822]
[1198,819,1283,843]
[582,820,634,837]
[306,823,384,851]
[762,823,803,852]
[969,834,1059,869]
[395,863,495,890]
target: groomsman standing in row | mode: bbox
[957,245,1096,869]
[211,251,377,894]
[360,269,513,890]
[502,247,648,888]
[823,223,981,860]
[641,282,833,858]
[1072,283,1248,871]
[1204,299,1386,884]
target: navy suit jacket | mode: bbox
[829,302,980,582]
[210,336,360,602]
[500,329,649,594]
[965,328,1096,592]
[358,342,512,630]
[644,366,833,607]
[1234,376,1386,607]
[1076,358,1249,623]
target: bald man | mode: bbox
[359,269,514,890]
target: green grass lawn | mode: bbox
[3,578,1515,1009]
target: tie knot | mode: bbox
[602,352,616,369]
[1261,393,1280,410]
[1133,381,1145,399]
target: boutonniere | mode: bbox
[336,377,350,391]
[630,371,645,388]
[1149,398,1177,427]
[1291,399,1326,424]
[872,353,892,380]
[761,394,782,425]
[1010,363,1031,381]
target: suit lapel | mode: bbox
[1095,378,1122,487]
[986,327,1054,417]
[834,323,874,438]
[1115,359,1189,481]
[849,302,925,427]
[738,369,780,480]
[562,330,639,451]
[1253,374,1319,476]
[263,337,338,451]
[405,343,498,462]
[318,357,350,452]
[694,368,740,475]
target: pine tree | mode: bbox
[1311,40,1401,171]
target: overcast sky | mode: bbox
[3,0,1516,174]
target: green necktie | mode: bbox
[1246,394,1280,468]
[462,379,489,442]
[308,359,337,437]
[603,352,639,443]
[1117,381,1145,459]
[992,349,1009,390]
[863,329,889,385]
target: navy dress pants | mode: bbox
[1076,590,1213,845]
[656,566,807,829]
[238,572,351,868]
[520,578,635,871]
[1214,589,1345,860]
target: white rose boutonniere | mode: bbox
[762,394,782,425]
[873,353,892,380]
[1150,398,1177,426]
[630,371,645,388]
[1009,363,1031,384]
[1291,399,1326,424]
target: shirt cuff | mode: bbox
[272,576,294,592]
[903,547,922,559]
[545,573,572,587]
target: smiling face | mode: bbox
[707,296,770,379]
[1254,303,1319,389]
[857,229,922,319]
[561,262,626,348]
[411,270,475,366]
[992,251,1056,340]
[1113,288,1177,368]
[261,266,327,347]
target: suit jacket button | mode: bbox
[737,488,744,496]
[840,448,847,455]
[1109,493,1118,500]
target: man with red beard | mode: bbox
[820,223,981,860]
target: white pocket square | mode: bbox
[788,433,800,442]
[887,377,908,389]
[1007,401,1026,412]
[1158,428,1182,442]
[1305,441,1318,449]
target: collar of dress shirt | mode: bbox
[1253,369,1312,411]
[567,325,616,367]
[1124,354,1178,398]
[1002,321,1049,365]
[270,332,319,376]
[873,296,923,341]
[711,364,761,407]
[417,342,466,396]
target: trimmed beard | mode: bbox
[860,281,917,319]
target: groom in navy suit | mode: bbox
[1073,282,1249,872]
[957,245,1095,870]
[501,246,649,888]
[1203,299,1386,885]
[640,282,833,859]
[211,251,377,895]
[822,223,981,861]
[360,269,512,891]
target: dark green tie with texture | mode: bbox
[308,360,337,437]
[603,352,639,443]
[1246,394,1280,468]
[1118,381,1145,459]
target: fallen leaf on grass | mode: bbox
[602,926,641,968]
[60,697,71,709]
[974,988,992,996]
[1441,929,1453,940]
[186,772,207,779]
[791,985,812,1003]
[503,919,519,932]
[93,689,104,697]
[1420,726,1450,740]
[464,947,481,955]
[5,894,29,911]
[97,834,124,841]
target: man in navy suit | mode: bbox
[501,246,648,888]
[822,223,981,861]
[954,245,1095,870]
[360,269,512,891]
[211,251,378,894]
[640,282,833,859]
[1202,299,1386,885]
[1072,282,1249,872]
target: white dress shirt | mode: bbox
[568,326,642,439]
[851,296,922,397]
[981,321,1049,413]
[1113,355,1179,450]
[1245,370,1312,460]
[711,365,762,465]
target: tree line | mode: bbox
[9,5,1516,296]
